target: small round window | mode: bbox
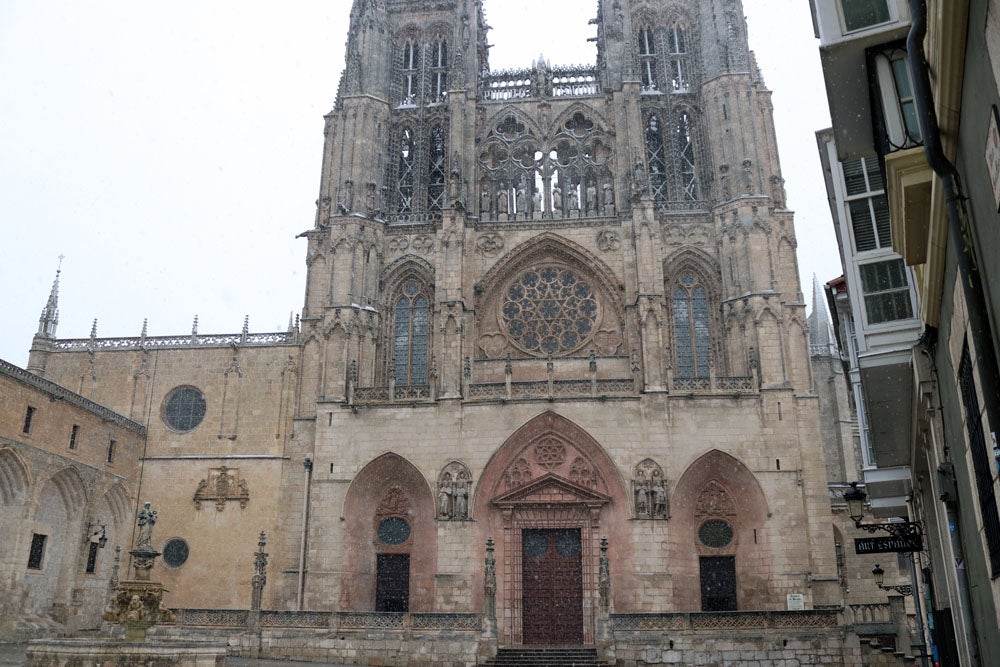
[698,520,734,549]
[377,518,411,545]
[162,386,206,432]
[162,538,190,568]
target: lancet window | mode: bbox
[397,128,416,213]
[427,126,447,211]
[392,280,431,386]
[637,26,658,92]
[673,274,711,377]
[401,41,419,106]
[645,114,668,203]
[676,111,699,200]
[429,39,448,103]
[667,25,689,92]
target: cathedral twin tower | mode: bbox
[26,0,839,654]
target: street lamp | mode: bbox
[872,564,914,596]
[843,482,923,541]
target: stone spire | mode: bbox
[37,256,63,338]
[808,274,837,357]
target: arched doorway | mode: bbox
[473,412,628,645]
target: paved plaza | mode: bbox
[0,644,359,667]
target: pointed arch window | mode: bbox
[393,281,430,386]
[676,112,699,200]
[673,274,711,377]
[430,39,448,103]
[427,126,447,211]
[401,41,419,105]
[645,114,668,202]
[637,27,658,92]
[667,25,689,92]
[397,128,416,213]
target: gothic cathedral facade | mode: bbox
[25,0,842,655]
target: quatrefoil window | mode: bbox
[501,267,599,356]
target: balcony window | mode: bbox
[843,156,891,252]
[842,0,891,32]
[859,259,914,325]
[873,47,922,152]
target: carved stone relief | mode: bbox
[193,466,250,511]
[476,234,505,258]
[632,458,668,519]
[596,230,621,252]
[694,479,737,517]
[437,461,473,521]
[501,436,607,493]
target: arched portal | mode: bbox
[473,411,629,646]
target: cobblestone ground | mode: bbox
[0,645,357,667]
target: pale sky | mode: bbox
[0,0,836,368]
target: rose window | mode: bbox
[501,267,599,356]
[534,438,567,469]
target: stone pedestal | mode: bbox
[25,639,227,667]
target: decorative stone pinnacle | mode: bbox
[242,315,250,336]
[192,315,199,336]
[90,319,98,339]
[140,318,148,340]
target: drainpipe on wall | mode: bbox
[906,1,998,664]
[297,457,313,611]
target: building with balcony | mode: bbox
[811,0,1000,663]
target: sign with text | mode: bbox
[855,535,923,554]
[786,593,805,611]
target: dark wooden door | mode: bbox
[522,528,583,645]
[376,553,410,612]
[700,556,737,611]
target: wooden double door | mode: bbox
[521,528,584,645]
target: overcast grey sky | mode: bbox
[0,0,836,368]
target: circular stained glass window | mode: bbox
[377,517,411,545]
[162,386,207,433]
[555,531,581,559]
[523,532,549,559]
[162,538,190,568]
[698,520,734,549]
[501,267,599,356]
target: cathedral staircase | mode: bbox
[480,647,612,666]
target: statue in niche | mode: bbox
[552,185,562,213]
[652,478,668,518]
[634,479,649,518]
[437,462,473,520]
[497,186,509,214]
[603,181,615,209]
[568,187,579,211]
[632,156,647,197]
[438,482,452,518]
[454,480,468,519]
[586,184,598,212]
[316,196,332,227]
[742,159,754,193]
[533,188,543,214]
[516,185,527,215]
[480,187,492,216]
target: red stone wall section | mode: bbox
[340,453,437,611]
[668,450,772,611]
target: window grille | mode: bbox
[27,533,46,570]
[393,281,430,386]
[645,114,668,202]
[427,126,446,211]
[842,156,891,252]
[401,41,419,105]
[22,405,35,434]
[106,438,117,464]
[69,424,79,450]
[674,274,711,377]
[676,112,699,200]
[667,25,688,92]
[85,542,99,574]
[858,259,913,324]
[959,344,1000,577]
[397,128,416,213]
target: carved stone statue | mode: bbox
[635,480,649,517]
[136,501,157,549]
[438,483,452,518]
[516,186,527,214]
[586,184,598,212]
[454,481,468,519]
[497,187,509,214]
[568,187,579,211]
[552,185,562,212]
[480,187,491,216]
[533,188,543,215]
[652,478,668,518]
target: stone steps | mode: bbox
[480,647,611,666]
